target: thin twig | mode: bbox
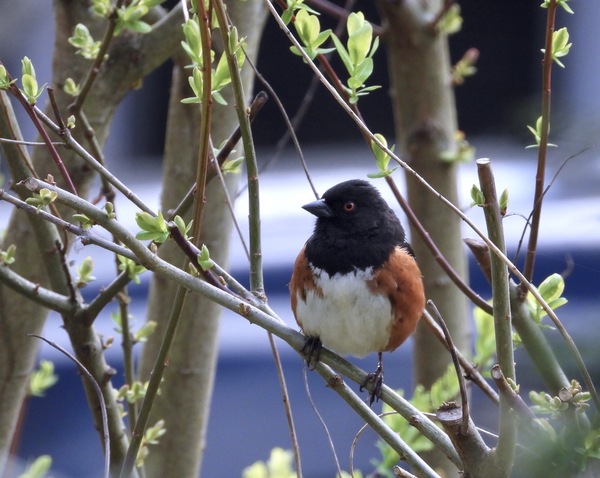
[189,0,213,245]
[313,362,441,477]
[421,309,499,404]
[3,71,77,194]
[0,138,65,146]
[269,335,303,478]
[244,53,319,199]
[29,334,110,478]
[302,366,340,477]
[119,286,188,478]
[70,0,127,114]
[166,91,268,220]
[14,177,469,465]
[264,3,600,411]
[427,300,469,435]
[514,147,590,263]
[0,188,136,261]
[521,0,558,290]
[34,106,154,214]
[214,0,262,293]
[386,177,493,315]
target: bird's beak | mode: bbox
[302,198,333,218]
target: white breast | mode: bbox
[294,267,394,357]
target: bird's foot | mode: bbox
[360,362,383,406]
[301,336,322,370]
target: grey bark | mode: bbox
[377,1,470,475]
[0,2,182,473]
[137,2,267,476]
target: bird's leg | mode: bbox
[360,352,384,406]
[301,336,322,370]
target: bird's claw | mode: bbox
[301,336,322,370]
[360,365,384,406]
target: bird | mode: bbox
[289,179,425,405]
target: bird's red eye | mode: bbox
[344,202,355,212]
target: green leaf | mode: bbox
[21,56,35,78]
[538,273,565,303]
[18,455,52,478]
[134,321,157,342]
[473,303,496,373]
[76,256,96,287]
[21,74,46,105]
[68,24,102,60]
[0,244,17,265]
[73,213,94,230]
[347,15,372,65]
[213,52,232,90]
[294,9,318,45]
[541,27,572,68]
[63,77,81,96]
[0,64,16,90]
[221,157,244,174]
[436,3,463,35]
[197,244,214,271]
[330,34,352,72]
[25,188,57,210]
[347,58,373,89]
[29,361,58,397]
[117,255,147,284]
[470,184,485,207]
[242,448,296,478]
[173,215,193,240]
[182,17,203,65]
[104,202,116,219]
[499,188,509,216]
[91,0,112,17]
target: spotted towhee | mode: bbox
[290,179,425,404]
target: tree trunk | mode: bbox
[377,1,470,476]
[137,2,267,476]
[0,2,182,473]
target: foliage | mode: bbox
[367,133,396,178]
[330,12,380,103]
[29,361,59,397]
[289,9,333,61]
[242,448,297,478]
[0,1,596,477]
[17,455,52,478]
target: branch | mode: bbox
[0,188,137,263]
[0,68,77,195]
[261,8,599,408]
[29,335,110,478]
[166,91,268,221]
[20,177,461,466]
[315,361,442,478]
[214,0,263,293]
[34,107,155,215]
[421,309,499,404]
[476,158,516,474]
[427,300,469,434]
[522,0,558,288]
[465,237,571,397]
[436,404,493,477]
[0,264,74,314]
[189,0,213,244]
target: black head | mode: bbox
[303,180,409,274]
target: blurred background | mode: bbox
[1,1,600,477]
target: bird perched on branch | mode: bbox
[290,179,425,405]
